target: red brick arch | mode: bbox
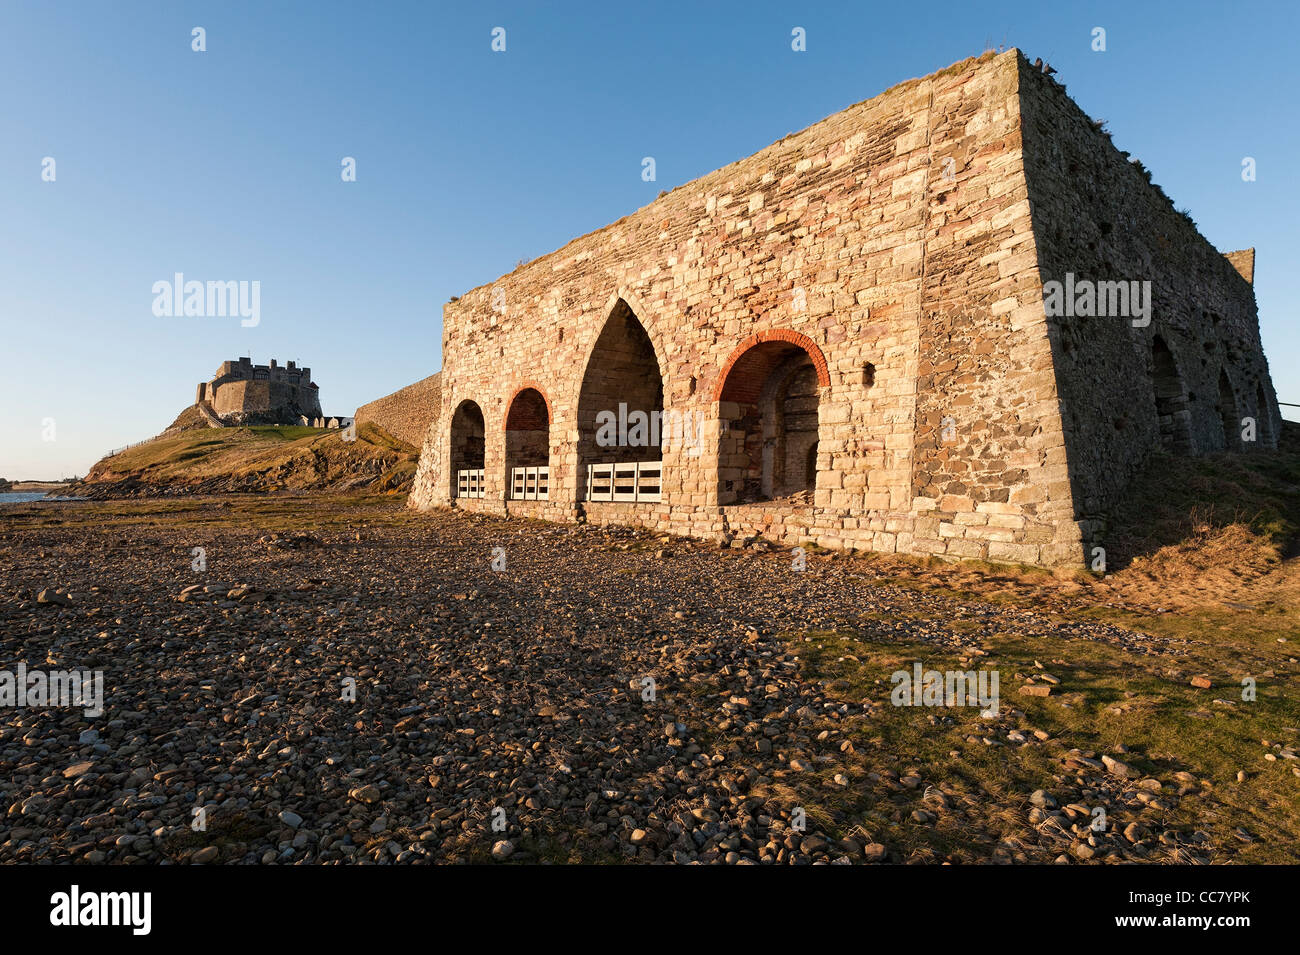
[713,330,830,403]
[503,383,552,431]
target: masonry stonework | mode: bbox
[408,50,1279,567]
[196,358,323,425]
[1016,56,1278,550]
[355,373,442,448]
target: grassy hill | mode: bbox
[76,421,419,498]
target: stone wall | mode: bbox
[1017,57,1280,550]
[907,55,1075,565]
[208,379,322,422]
[1224,249,1255,285]
[408,49,1277,568]
[355,373,441,448]
[411,51,1085,563]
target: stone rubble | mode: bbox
[0,499,1271,864]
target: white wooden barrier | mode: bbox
[510,465,549,500]
[586,461,661,503]
[456,468,485,499]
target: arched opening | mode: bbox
[505,387,550,500]
[1151,336,1192,454]
[449,400,486,498]
[717,337,825,504]
[1217,369,1239,451]
[577,300,664,502]
[1255,381,1275,450]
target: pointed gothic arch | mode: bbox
[576,299,665,501]
[1151,335,1192,454]
[1217,368,1239,451]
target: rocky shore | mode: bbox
[1,495,1295,864]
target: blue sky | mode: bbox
[1,0,1295,479]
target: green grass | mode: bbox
[773,622,1300,863]
[245,425,321,441]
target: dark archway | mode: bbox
[1151,336,1192,454]
[577,300,664,501]
[717,337,825,504]
[1255,381,1275,450]
[505,387,550,499]
[449,400,485,498]
[1217,369,1239,451]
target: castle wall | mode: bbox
[1017,58,1279,548]
[410,51,1083,564]
[205,372,322,422]
[211,380,262,417]
[355,373,441,448]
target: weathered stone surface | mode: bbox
[355,373,441,449]
[406,49,1278,569]
[1018,54,1277,548]
[196,358,323,425]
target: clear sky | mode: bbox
[1,0,1295,480]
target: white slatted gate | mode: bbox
[509,465,549,500]
[456,468,485,499]
[586,461,661,502]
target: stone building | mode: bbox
[196,358,323,425]
[408,49,1280,567]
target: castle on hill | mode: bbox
[196,358,324,425]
